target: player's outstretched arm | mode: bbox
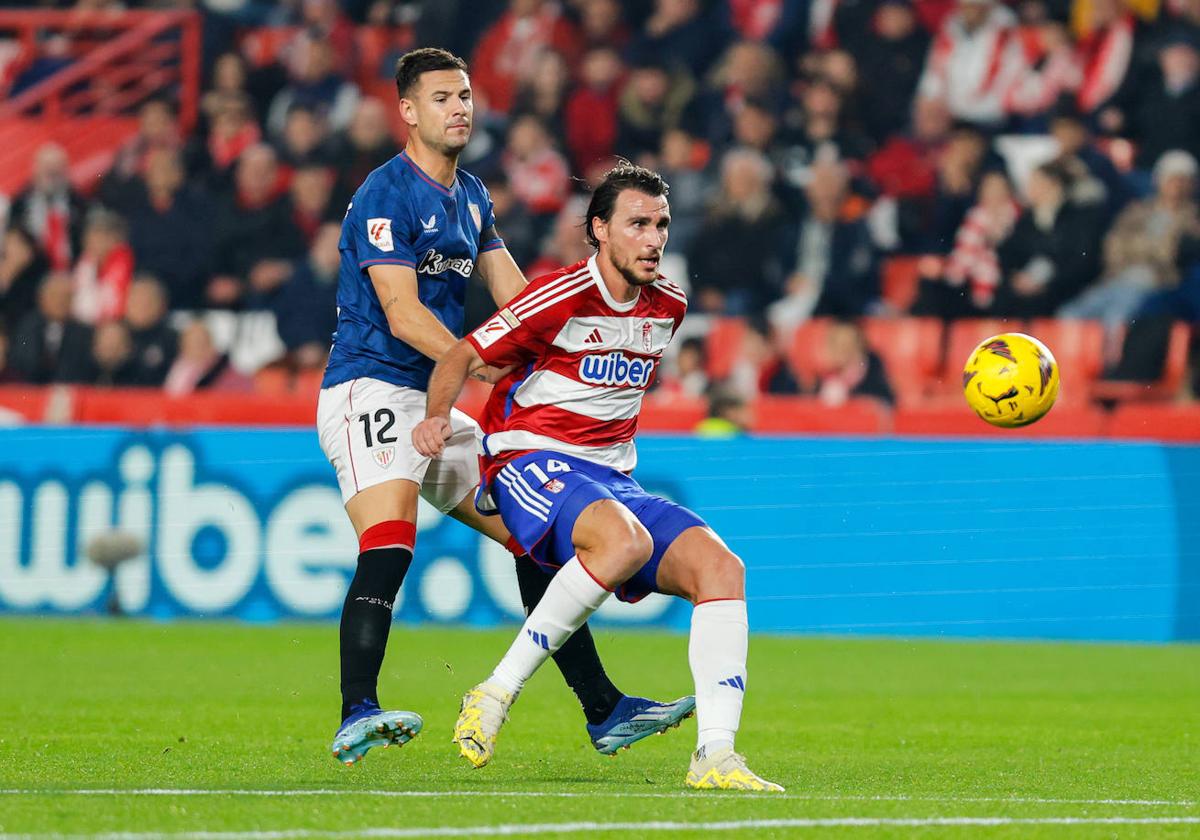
[476,244,526,308]
[368,264,461,361]
[412,338,485,457]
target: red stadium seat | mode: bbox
[0,386,55,423]
[1091,323,1194,403]
[940,318,1025,393]
[704,317,747,380]
[253,366,292,395]
[1108,403,1200,442]
[786,318,833,383]
[861,317,943,406]
[880,256,922,311]
[750,396,889,434]
[893,401,1107,438]
[1027,319,1106,405]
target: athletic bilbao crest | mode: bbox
[468,202,482,231]
[372,447,395,469]
[641,321,653,352]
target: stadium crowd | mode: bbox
[2,0,1200,419]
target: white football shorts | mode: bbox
[316,377,482,510]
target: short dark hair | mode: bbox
[394,47,468,99]
[584,160,670,249]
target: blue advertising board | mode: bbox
[0,428,1195,641]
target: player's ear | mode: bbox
[590,215,607,246]
[398,97,417,129]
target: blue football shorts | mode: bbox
[483,450,707,603]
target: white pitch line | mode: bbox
[0,790,1194,807]
[4,816,1200,840]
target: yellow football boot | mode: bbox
[453,681,515,768]
[685,745,785,792]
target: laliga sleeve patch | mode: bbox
[366,218,394,252]
[472,308,519,348]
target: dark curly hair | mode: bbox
[584,160,670,249]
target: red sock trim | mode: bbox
[359,520,416,554]
[695,597,745,606]
[573,556,614,593]
[504,535,525,557]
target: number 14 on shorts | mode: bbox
[524,458,571,492]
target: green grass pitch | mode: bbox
[0,619,1197,839]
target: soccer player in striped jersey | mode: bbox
[318,49,692,767]
[413,162,783,792]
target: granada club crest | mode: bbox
[372,447,396,469]
[641,321,653,353]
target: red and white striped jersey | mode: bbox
[468,254,688,475]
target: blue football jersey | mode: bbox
[322,150,503,391]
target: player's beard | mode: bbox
[419,124,469,159]
[609,249,659,287]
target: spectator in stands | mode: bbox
[777,77,871,192]
[275,103,333,169]
[656,128,709,255]
[771,159,880,326]
[993,161,1104,318]
[697,40,788,150]
[481,173,538,271]
[917,0,1023,128]
[209,144,307,308]
[1,226,49,334]
[200,92,263,194]
[471,0,582,113]
[89,321,137,388]
[866,97,951,246]
[725,317,801,400]
[914,121,996,255]
[289,164,335,245]
[299,0,356,76]
[695,386,750,437]
[655,335,709,399]
[268,222,340,371]
[855,0,931,144]
[579,0,631,49]
[1048,101,1129,221]
[328,98,397,213]
[1004,13,1082,128]
[1059,150,1200,328]
[1110,30,1200,173]
[201,51,251,135]
[913,170,1021,317]
[9,143,85,272]
[688,148,790,315]
[629,0,728,78]
[123,275,177,387]
[164,320,252,396]
[511,49,572,137]
[1076,0,1137,119]
[99,98,182,213]
[126,149,213,311]
[266,35,359,138]
[501,115,571,222]
[563,46,623,175]
[615,57,697,163]
[71,209,134,325]
[9,272,93,385]
[812,319,895,406]
[524,196,593,279]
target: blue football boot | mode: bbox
[587,695,696,755]
[331,700,423,766]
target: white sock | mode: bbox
[491,556,611,694]
[689,599,748,754]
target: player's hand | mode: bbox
[412,416,453,457]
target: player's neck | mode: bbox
[594,252,639,304]
[404,142,458,188]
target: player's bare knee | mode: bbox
[696,549,745,602]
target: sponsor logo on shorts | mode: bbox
[372,447,395,469]
[543,478,565,493]
[367,218,393,251]
[579,352,655,388]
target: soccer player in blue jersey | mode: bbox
[316,48,693,766]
